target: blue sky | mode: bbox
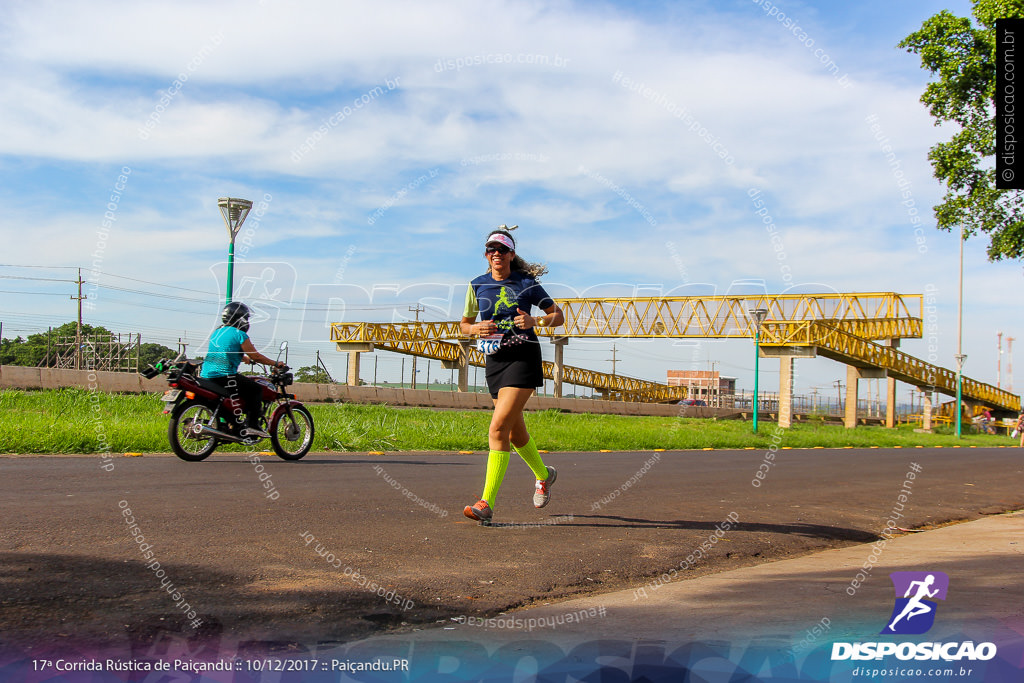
[1,0,1017,400]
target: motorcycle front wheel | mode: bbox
[168,400,219,461]
[270,405,314,460]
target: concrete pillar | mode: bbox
[347,351,360,387]
[458,341,470,392]
[442,341,471,392]
[779,356,794,428]
[335,343,373,388]
[845,365,860,429]
[885,339,900,428]
[552,337,568,398]
[962,400,978,431]
[923,392,933,431]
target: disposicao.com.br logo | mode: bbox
[831,571,997,662]
[883,571,948,635]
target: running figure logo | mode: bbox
[494,287,518,331]
[881,571,949,635]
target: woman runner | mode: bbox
[460,225,564,524]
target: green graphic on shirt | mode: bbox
[494,286,517,330]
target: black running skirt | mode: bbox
[485,341,543,398]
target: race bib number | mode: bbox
[476,334,504,356]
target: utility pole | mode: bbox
[1008,337,1016,392]
[998,331,1003,389]
[408,304,424,389]
[70,268,86,370]
[708,360,719,406]
[833,379,843,415]
[608,344,618,376]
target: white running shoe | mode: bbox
[533,466,557,508]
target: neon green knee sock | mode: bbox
[514,436,548,480]
[482,449,510,507]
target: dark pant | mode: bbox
[207,374,263,428]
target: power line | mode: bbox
[0,275,74,283]
[94,282,218,304]
[100,271,221,295]
[2,273,443,313]
[0,264,81,270]
[0,290,69,296]
[2,264,222,296]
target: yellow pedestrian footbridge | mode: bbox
[759,320,1017,412]
[331,292,1019,422]
[330,320,686,402]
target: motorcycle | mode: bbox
[142,342,315,461]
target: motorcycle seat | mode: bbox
[196,377,239,398]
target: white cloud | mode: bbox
[0,0,1016,395]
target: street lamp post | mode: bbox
[955,225,965,439]
[217,197,253,306]
[749,307,768,433]
[955,353,967,438]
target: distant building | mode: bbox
[667,370,736,406]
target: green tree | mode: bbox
[294,365,332,383]
[1,322,107,367]
[0,336,31,366]
[0,322,176,370]
[899,0,1024,260]
[139,342,179,369]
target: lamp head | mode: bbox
[218,197,254,240]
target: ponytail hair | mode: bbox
[486,224,548,279]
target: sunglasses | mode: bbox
[485,245,511,255]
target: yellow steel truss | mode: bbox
[331,322,686,402]
[545,293,921,339]
[330,292,1019,411]
[760,321,1019,411]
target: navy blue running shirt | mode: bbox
[464,271,554,338]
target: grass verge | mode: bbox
[0,388,1015,454]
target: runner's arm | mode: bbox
[462,316,496,336]
[532,303,564,329]
[461,285,496,335]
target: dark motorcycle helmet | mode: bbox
[221,301,250,332]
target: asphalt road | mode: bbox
[2,447,1022,657]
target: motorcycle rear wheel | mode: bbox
[270,405,314,460]
[169,400,219,461]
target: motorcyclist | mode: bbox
[199,302,285,438]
